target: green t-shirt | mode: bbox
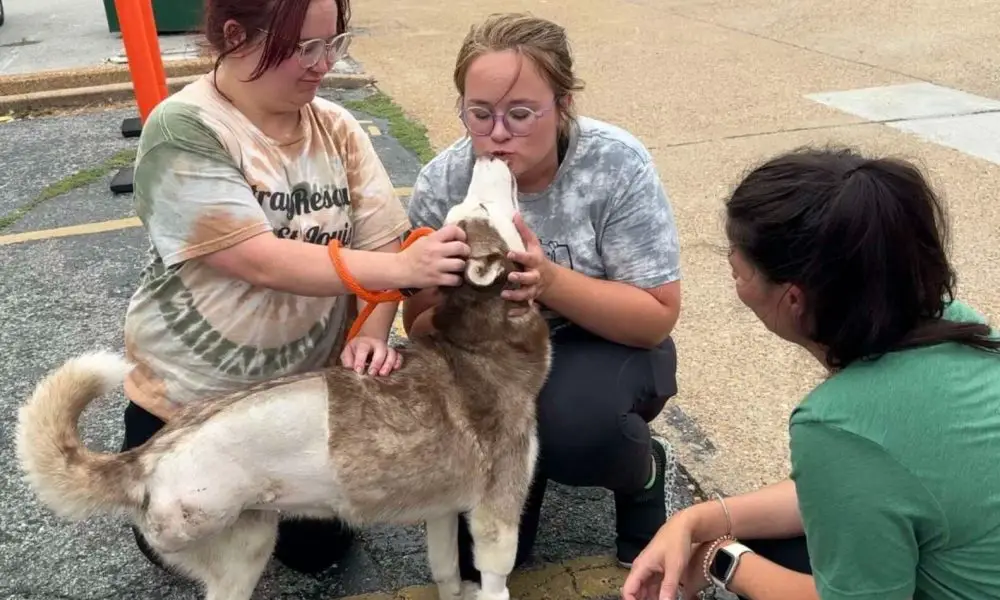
[789,300,1000,600]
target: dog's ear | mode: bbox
[464,252,510,289]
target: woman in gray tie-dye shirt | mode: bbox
[404,12,682,576]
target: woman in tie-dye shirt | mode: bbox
[118,0,476,578]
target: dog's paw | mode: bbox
[474,585,510,600]
[434,579,463,600]
[459,581,481,600]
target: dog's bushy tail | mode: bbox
[15,350,146,521]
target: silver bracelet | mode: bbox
[713,492,732,537]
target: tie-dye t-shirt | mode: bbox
[407,116,681,331]
[122,75,409,417]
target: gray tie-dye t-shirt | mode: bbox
[407,116,681,331]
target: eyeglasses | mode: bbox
[295,31,352,69]
[460,103,555,137]
[258,30,353,70]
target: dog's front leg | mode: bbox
[426,514,463,600]
[467,505,519,600]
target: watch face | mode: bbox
[710,548,735,580]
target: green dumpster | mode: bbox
[102,0,203,34]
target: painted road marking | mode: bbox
[391,311,407,339]
[806,82,1000,165]
[0,187,414,246]
[344,555,625,600]
[0,216,142,246]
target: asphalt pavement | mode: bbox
[0,87,698,600]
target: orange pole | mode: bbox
[138,0,168,100]
[113,0,167,123]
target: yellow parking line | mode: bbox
[344,555,625,600]
[391,311,408,339]
[0,187,415,247]
[0,217,142,246]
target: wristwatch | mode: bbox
[709,541,753,590]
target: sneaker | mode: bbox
[614,435,669,568]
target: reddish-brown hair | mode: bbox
[202,0,351,80]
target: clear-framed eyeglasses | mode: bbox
[259,29,353,70]
[460,103,555,137]
[296,31,352,70]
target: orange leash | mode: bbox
[328,226,436,342]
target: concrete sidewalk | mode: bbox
[0,0,200,76]
[347,0,1000,497]
[0,5,370,116]
[0,88,698,600]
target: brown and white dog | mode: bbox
[15,156,551,600]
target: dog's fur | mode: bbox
[15,156,551,600]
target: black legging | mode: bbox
[457,324,678,580]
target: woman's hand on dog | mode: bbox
[503,213,549,310]
[340,335,403,376]
[398,224,471,289]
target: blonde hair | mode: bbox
[453,13,585,134]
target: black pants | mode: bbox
[457,324,678,580]
[736,536,812,599]
[120,401,355,576]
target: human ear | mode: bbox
[785,284,808,322]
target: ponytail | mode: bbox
[725,146,1000,370]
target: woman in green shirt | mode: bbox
[622,146,1000,600]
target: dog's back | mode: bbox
[319,289,551,523]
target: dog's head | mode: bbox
[443,155,525,294]
[444,155,524,252]
[431,157,535,341]
[451,218,521,295]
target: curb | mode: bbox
[0,57,216,96]
[0,71,375,115]
[347,555,625,600]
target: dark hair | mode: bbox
[725,146,999,369]
[202,0,351,81]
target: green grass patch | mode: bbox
[0,147,137,232]
[343,91,436,164]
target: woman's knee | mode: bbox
[643,335,678,419]
[542,329,677,421]
[538,409,653,490]
[273,517,355,574]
